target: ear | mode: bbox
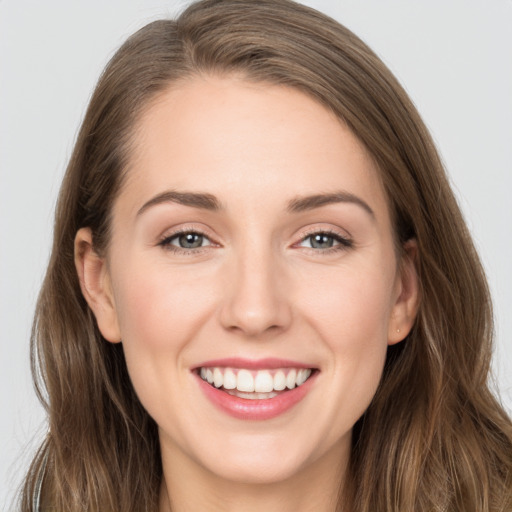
[388,239,420,345]
[74,228,121,343]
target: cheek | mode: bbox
[109,260,220,422]
[112,261,216,351]
[302,260,396,345]
[298,260,395,416]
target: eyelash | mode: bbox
[158,228,353,255]
[296,228,353,254]
[158,227,213,255]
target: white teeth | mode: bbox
[237,369,255,392]
[223,369,237,390]
[198,366,313,394]
[296,368,311,386]
[225,390,279,400]
[273,370,286,391]
[254,371,274,393]
[286,369,297,389]
[213,368,223,388]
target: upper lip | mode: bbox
[192,357,316,371]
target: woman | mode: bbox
[19,0,512,510]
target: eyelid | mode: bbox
[156,224,353,255]
[157,224,219,253]
[293,226,354,252]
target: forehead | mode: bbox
[118,76,390,225]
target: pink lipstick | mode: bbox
[193,358,318,420]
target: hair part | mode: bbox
[20,1,512,510]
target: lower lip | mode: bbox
[195,372,317,420]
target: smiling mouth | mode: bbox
[197,366,315,400]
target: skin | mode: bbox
[75,76,419,512]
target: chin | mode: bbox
[189,428,338,486]
[204,451,309,485]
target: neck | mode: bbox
[158,435,350,512]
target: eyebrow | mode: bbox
[136,189,374,219]
[287,191,375,218]
[137,190,222,216]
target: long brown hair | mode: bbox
[20,1,512,510]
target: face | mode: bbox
[77,76,417,487]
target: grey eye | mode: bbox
[306,233,336,249]
[312,234,335,248]
[298,231,352,251]
[175,232,206,248]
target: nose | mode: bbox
[219,248,292,338]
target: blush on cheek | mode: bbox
[115,271,215,352]
[306,274,392,338]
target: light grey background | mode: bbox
[1,1,511,509]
